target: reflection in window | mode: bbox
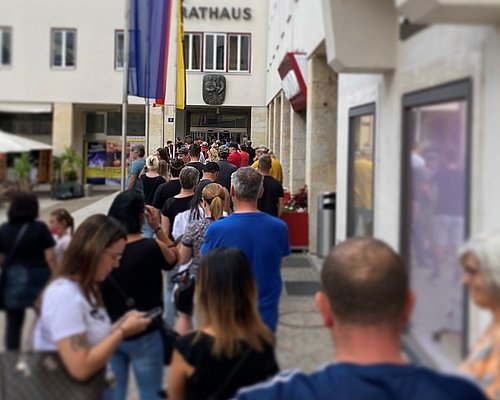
[348,111,375,237]
[405,99,468,364]
[0,27,12,66]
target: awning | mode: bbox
[0,130,52,154]
[0,102,53,114]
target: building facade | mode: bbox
[0,0,267,184]
[266,0,500,371]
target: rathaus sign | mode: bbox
[182,6,252,20]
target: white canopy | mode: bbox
[0,130,52,154]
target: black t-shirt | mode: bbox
[258,176,284,217]
[187,161,205,180]
[0,221,55,269]
[100,238,172,339]
[152,179,182,210]
[161,196,194,235]
[175,331,279,400]
[216,160,237,192]
[140,175,166,205]
[195,179,213,197]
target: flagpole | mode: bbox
[121,0,131,191]
[145,99,150,155]
[172,0,179,143]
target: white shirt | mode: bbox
[34,278,111,351]
[54,233,71,265]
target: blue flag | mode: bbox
[128,0,172,100]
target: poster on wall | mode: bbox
[105,138,145,185]
[85,142,106,185]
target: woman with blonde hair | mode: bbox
[174,183,226,333]
[168,247,279,400]
[33,214,151,383]
[48,208,74,265]
[459,232,500,399]
[141,155,167,237]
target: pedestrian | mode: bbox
[127,144,146,192]
[152,158,184,219]
[228,142,242,169]
[102,190,178,400]
[48,207,74,266]
[168,247,279,400]
[459,232,500,399]
[202,167,290,332]
[215,145,237,192]
[33,214,151,384]
[141,155,167,238]
[257,155,284,217]
[236,238,487,400]
[175,183,226,334]
[0,191,57,350]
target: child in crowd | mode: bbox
[48,208,74,266]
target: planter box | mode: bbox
[52,182,84,200]
[281,211,309,249]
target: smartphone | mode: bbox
[145,306,162,319]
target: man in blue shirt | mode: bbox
[201,167,290,332]
[236,237,487,400]
[126,143,145,192]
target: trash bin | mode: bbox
[84,184,93,197]
[317,192,336,257]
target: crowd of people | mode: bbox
[0,138,499,399]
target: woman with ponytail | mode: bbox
[174,183,226,334]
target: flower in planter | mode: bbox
[283,185,308,212]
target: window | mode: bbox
[115,30,124,70]
[204,33,225,71]
[347,104,375,237]
[228,34,250,72]
[84,111,145,137]
[51,29,76,68]
[0,112,52,135]
[402,79,471,365]
[183,33,201,71]
[0,27,12,66]
[85,112,106,134]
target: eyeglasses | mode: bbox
[105,250,123,262]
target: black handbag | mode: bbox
[0,351,107,400]
[106,275,178,365]
[171,268,195,315]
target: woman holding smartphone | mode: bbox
[102,189,178,400]
[33,214,151,383]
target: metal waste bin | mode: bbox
[84,184,93,197]
[317,192,336,257]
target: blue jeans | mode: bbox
[104,330,164,400]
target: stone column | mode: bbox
[251,106,267,147]
[279,92,291,190]
[148,105,164,155]
[52,103,75,155]
[290,110,306,193]
[272,96,281,158]
[305,56,338,255]
[267,104,273,148]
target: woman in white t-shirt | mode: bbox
[34,214,152,382]
[48,208,74,266]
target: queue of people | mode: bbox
[1,139,500,400]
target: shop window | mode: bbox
[51,29,76,68]
[0,27,12,66]
[402,79,471,364]
[228,34,250,72]
[183,33,201,71]
[347,104,375,237]
[204,33,225,72]
[115,30,124,70]
[107,111,145,136]
[85,112,106,134]
[0,112,52,135]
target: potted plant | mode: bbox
[13,152,33,192]
[281,185,309,248]
[52,147,84,199]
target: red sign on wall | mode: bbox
[278,52,307,112]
